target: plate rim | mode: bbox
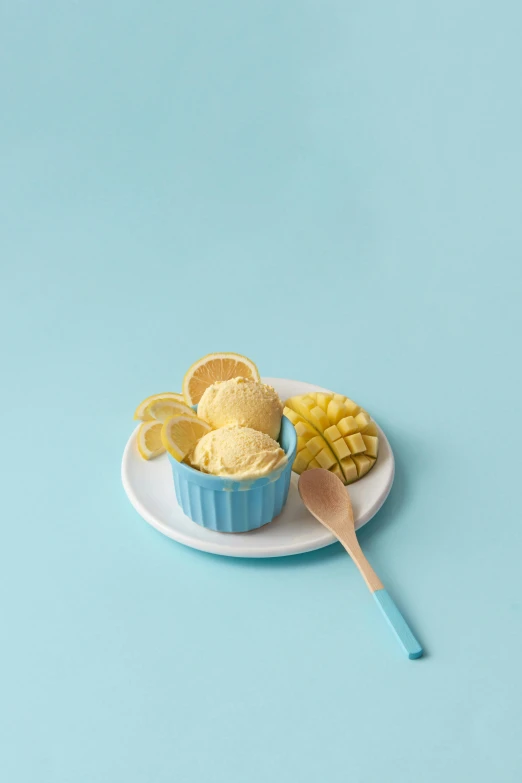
[121,378,395,558]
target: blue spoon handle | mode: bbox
[373,589,423,659]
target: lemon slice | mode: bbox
[134,392,185,421]
[182,352,260,406]
[137,421,166,460]
[161,415,212,462]
[145,398,196,422]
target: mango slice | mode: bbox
[283,406,346,484]
[284,391,379,484]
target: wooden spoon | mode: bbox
[298,469,423,659]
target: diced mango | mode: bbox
[285,392,378,484]
[315,447,336,470]
[337,416,358,437]
[364,420,379,437]
[345,432,366,454]
[362,434,379,458]
[292,450,314,473]
[297,436,309,451]
[331,463,345,483]
[309,406,330,431]
[295,420,314,438]
[340,456,358,484]
[326,399,345,424]
[355,411,371,431]
[316,393,333,412]
[343,398,360,417]
[331,437,351,460]
[283,406,300,425]
[306,436,324,457]
[324,424,342,443]
[353,454,373,477]
[285,397,315,422]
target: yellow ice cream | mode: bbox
[197,377,283,440]
[189,426,287,479]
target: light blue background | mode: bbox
[2,2,522,781]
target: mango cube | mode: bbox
[340,456,358,484]
[295,420,313,438]
[343,398,360,417]
[297,436,309,451]
[324,424,342,443]
[315,447,336,470]
[283,406,300,425]
[306,436,324,457]
[331,463,345,482]
[292,450,314,473]
[355,411,371,432]
[326,399,345,424]
[309,406,330,431]
[364,420,379,437]
[353,454,373,477]
[316,393,333,412]
[337,416,358,437]
[331,437,351,460]
[345,432,366,454]
[362,434,379,458]
[308,459,320,469]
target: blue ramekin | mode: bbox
[167,415,297,533]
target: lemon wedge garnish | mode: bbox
[137,421,166,460]
[182,352,260,406]
[161,415,212,462]
[145,398,196,422]
[134,392,185,421]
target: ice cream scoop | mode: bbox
[189,425,287,480]
[197,377,283,440]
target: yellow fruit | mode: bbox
[326,399,345,424]
[362,434,379,458]
[306,436,324,457]
[355,411,371,431]
[331,463,345,482]
[331,437,351,461]
[364,420,379,437]
[284,391,379,484]
[337,416,358,437]
[284,408,301,425]
[145,398,196,423]
[293,450,314,473]
[161,415,212,462]
[134,392,185,421]
[315,393,333,412]
[315,447,336,470]
[345,432,366,455]
[324,424,342,444]
[343,398,361,417]
[340,456,358,484]
[182,352,260,406]
[352,454,374,477]
[285,406,345,483]
[137,421,166,460]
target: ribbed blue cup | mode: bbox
[168,416,297,533]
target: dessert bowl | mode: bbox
[167,415,297,533]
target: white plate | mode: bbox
[121,379,395,558]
